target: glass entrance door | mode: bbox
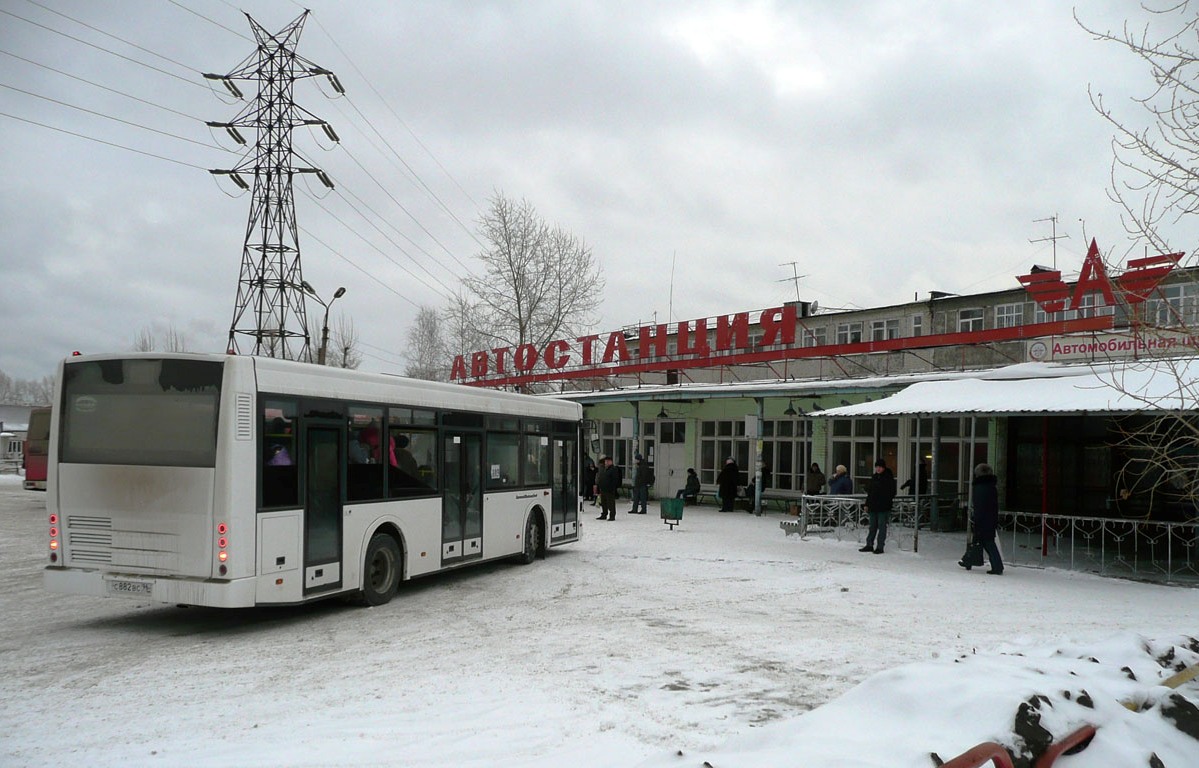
[442,432,482,563]
[551,435,579,542]
[303,423,343,594]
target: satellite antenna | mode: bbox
[809,300,819,315]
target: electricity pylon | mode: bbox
[206,11,343,361]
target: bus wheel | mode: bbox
[361,533,401,606]
[518,513,542,565]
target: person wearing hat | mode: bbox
[828,464,853,494]
[967,463,1003,575]
[717,456,740,512]
[629,453,652,514]
[860,458,896,553]
[595,455,620,521]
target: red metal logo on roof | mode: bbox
[1017,239,1181,313]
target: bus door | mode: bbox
[303,420,344,594]
[550,435,579,542]
[442,432,483,563]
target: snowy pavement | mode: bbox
[0,475,1195,767]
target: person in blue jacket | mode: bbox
[828,464,853,494]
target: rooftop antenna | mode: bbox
[778,261,807,303]
[668,250,676,323]
[1030,214,1068,270]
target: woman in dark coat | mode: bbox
[582,456,597,503]
[717,458,740,512]
[970,463,1003,575]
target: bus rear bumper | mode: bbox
[44,567,258,608]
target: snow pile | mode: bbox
[640,632,1199,767]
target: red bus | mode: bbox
[23,406,50,491]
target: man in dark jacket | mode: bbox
[860,458,896,554]
[968,463,1003,574]
[595,456,620,521]
[717,457,740,512]
[629,454,651,514]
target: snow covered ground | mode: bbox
[1,473,1196,767]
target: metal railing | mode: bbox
[999,511,1199,584]
[794,495,1199,584]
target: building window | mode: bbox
[1147,283,1199,327]
[836,322,863,345]
[804,326,827,347]
[995,303,1025,329]
[657,421,686,444]
[912,315,923,337]
[1076,293,1115,319]
[957,308,984,332]
[1034,305,1077,324]
[757,418,812,492]
[699,419,749,486]
[599,421,633,482]
[870,319,899,341]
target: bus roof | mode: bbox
[60,352,582,421]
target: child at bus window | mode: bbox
[267,443,292,466]
[349,430,374,464]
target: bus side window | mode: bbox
[262,411,298,508]
[347,409,385,501]
[388,429,436,498]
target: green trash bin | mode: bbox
[660,498,684,530]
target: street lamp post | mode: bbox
[301,282,346,366]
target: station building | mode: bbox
[452,243,1199,538]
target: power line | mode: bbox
[0,110,210,170]
[303,9,482,215]
[166,0,254,43]
[0,82,226,152]
[298,224,423,310]
[0,7,208,91]
[298,187,454,301]
[0,48,204,123]
[322,140,476,275]
[22,0,201,74]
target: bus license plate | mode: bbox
[107,580,152,597]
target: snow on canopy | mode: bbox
[818,359,1199,417]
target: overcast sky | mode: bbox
[1,0,1191,381]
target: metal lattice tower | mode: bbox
[206,11,343,361]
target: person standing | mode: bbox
[860,458,896,554]
[968,463,1004,575]
[582,456,598,505]
[630,454,651,514]
[717,457,740,512]
[595,456,620,521]
[828,464,853,494]
[805,462,826,495]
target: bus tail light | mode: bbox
[217,521,229,575]
[49,513,59,561]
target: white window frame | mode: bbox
[957,308,984,332]
[995,303,1025,329]
[836,322,863,345]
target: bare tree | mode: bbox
[460,192,603,350]
[0,369,53,406]
[325,313,362,370]
[404,306,447,380]
[1079,4,1199,252]
[132,323,189,353]
[442,290,488,361]
[1077,4,1199,522]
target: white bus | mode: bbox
[43,353,582,608]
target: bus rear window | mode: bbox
[60,359,222,467]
